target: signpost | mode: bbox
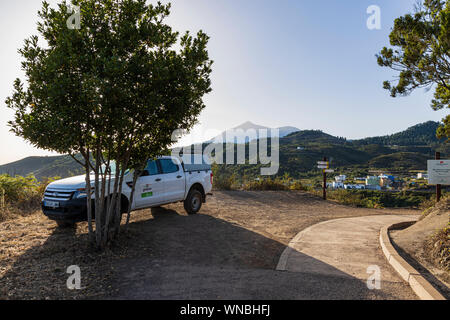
[427,152,450,202]
[318,158,329,200]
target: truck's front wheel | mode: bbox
[184,189,203,215]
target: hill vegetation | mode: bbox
[0,154,85,180]
[355,121,442,146]
[0,121,447,182]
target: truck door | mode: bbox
[159,158,185,202]
[134,159,165,208]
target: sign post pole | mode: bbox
[436,152,441,202]
[323,157,327,200]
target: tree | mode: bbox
[377,0,449,139]
[6,0,212,248]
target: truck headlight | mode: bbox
[73,188,92,199]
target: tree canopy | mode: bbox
[377,0,449,139]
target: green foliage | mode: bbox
[243,178,289,191]
[368,152,430,170]
[377,0,449,138]
[437,114,450,139]
[0,174,39,203]
[356,121,443,146]
[321,189,436,208]
[212,164,236,190]
[0,174,60,221]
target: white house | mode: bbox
[335,175,347,183]
[332,181,345,189]
[417,172,428,179]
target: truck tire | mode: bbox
[184,189,203,215]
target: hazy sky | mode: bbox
[0,0,447,165]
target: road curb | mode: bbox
[379,222,446,300]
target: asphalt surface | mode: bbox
[277,215,419,299]
[112,208,418,300]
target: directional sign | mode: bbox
[428,160,450,185]
[324,169,335,173]
[317,165,328,169]
[317,161,329,165]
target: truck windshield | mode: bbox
[92,161,130,176]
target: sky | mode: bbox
[0,0,447,165]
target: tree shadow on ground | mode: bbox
[109,207,406,300]
[1,206,412,300]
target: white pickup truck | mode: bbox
[41,156,213,226]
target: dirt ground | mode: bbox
[0,191,419,300]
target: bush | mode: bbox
[0,174,59,221]
[428,222,450,272]
[290,181,307,191]
[213,174,236,191]
[243,178,289,191]
[318,189,436,209]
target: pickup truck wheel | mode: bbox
[184,189,202,215]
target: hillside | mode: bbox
[208,121,447,179]
[208,121,300,143]
[368,152,430,170]
[356,121,443,146]
[0,121,446,180]
[0,154,84,180]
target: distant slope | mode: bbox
[356,121,442,146]
[207,122,445,178]
[208,121,300,143]
[368,152,430,170]
[0,155,83,180]
[281,130,346,145]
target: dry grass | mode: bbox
[426,223,450,272]
[424,197,450,275]
[0,209,155,300]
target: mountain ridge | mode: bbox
[0,121,446,180]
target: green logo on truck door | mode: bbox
[141,192,153,198]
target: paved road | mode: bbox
[277,215,419,298]
[112,212,419,300]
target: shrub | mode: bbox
[318,189,436,209]
[213,174,236,191]
[427,222,450,272]
[243,178,289,191]
[0,174,60,221]
[290,181,307,191]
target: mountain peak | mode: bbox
[233,121,269,131]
